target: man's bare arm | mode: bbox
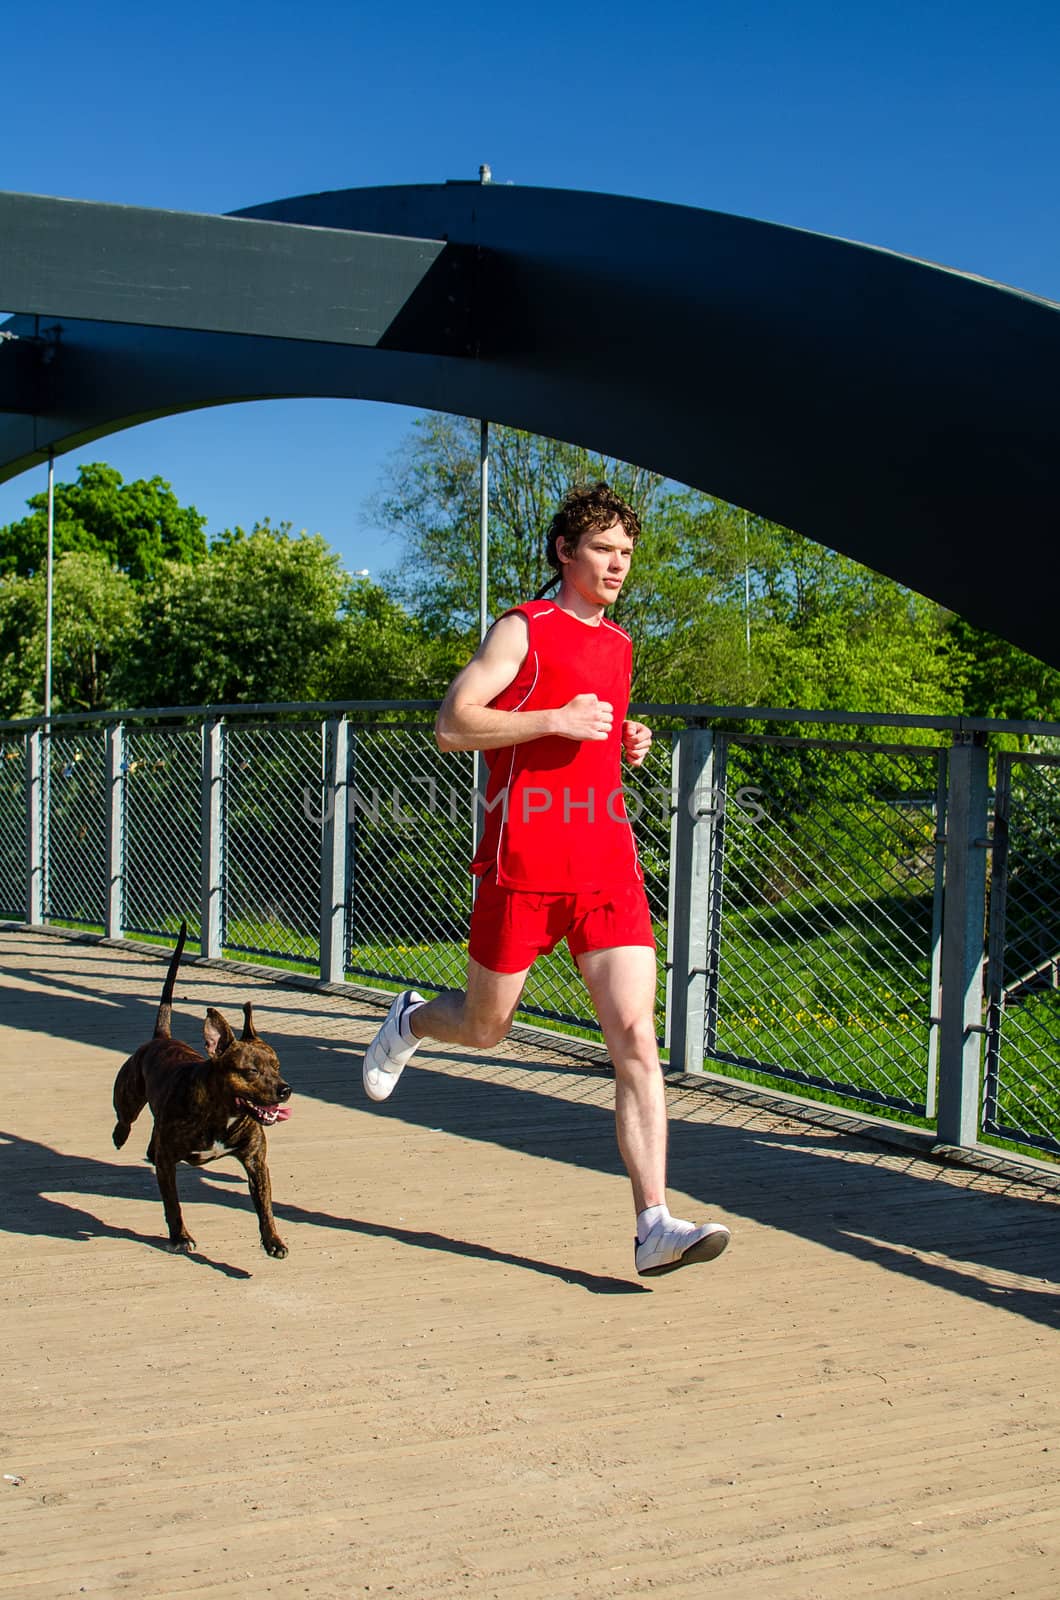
[435,613,613,753]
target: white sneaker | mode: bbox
[635,1217,731,1277]
[362,990,425,1102]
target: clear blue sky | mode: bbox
[2,0,1058,577]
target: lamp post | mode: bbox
[478,162,491,646]
[473,164,493,870]
[743,507,752,669]
[45,449,54,719]
[41,448,55,923]
[478,419,489,642]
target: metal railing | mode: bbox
[2,699,1058,1163]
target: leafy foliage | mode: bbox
[375,415,665,628]
[374,416,762,701]
[0,551,137,715]
[0,435,1055,725]
[330,580,468,702]
[0,463,207,582]
[946,615,1060,722]
[374,416,970,717]
[113,523,351,707]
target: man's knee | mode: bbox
[463,1014,513,1050]
[608,1018,660,1071]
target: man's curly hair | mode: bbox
[535,482,641,597]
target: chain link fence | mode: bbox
[47,731,107,929]
[224,721,322,967]
[344,725,475,994]
[124,724,202,944]
[2,703,1058,1166]
[708,738,944,1115]
[983,754,1060,1156]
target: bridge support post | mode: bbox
[936,733,990,1147]
[104,722,125,940]
[200,718,225,960]
[667,727,721,1076]
[26,729,43,925]
[320,716,349,985]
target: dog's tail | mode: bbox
[154,920,188,1039]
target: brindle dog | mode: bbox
[112,924,292,1256]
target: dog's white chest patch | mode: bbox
[193,1121,241,1162]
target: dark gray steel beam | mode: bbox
[0,191,454,346]
[1,182,1057,666]
[237,185,1060,666]
[0,317,461,464]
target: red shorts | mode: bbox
[468,869,655,975]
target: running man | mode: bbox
[362,482,730,1277]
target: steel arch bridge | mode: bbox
[1,181,1057,664]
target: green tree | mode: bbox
[946,615,1060,722]
[113,523,350,707]
[0,551,138,716]
[330,579,468,701]
[374,415,761,701]
[613,491,763,703]
[372,415,971,713]
[749,526,964,716]
[375,414,659,630]
[0,463,207,583]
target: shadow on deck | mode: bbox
[3,928,1060,1599]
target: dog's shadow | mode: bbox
[0,1128,645,1295]
[0,1127,256,1278]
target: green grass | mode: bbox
[980,989,1060,1160]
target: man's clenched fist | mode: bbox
[558,693,614,742]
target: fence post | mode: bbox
[666,726,717,1076]
[924,749,949,1118]
[701,740,727,1059]
[320,716,349,984]
[26,729,43,925]
[980,755,1012,1135]
[200,717,224,959]
[105,722,125,939]
[936,732,990,1147]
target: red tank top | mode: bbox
[470,601,642,891]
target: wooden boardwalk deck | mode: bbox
[2,927,1060,1600]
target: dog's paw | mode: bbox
[166,1235,196,1253]
[263,1237,289,1259]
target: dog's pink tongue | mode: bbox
[274,1105,292,1122]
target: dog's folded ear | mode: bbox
[203,1008,236,1057]
[241,1003,259,1041]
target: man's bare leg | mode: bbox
[362,959,529,1101]
[410,958,531,1049]
[575,945,667,1212]
[577,944,730,1274]
[363,943,728,1271]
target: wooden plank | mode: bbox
[1,928,1059,1599]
